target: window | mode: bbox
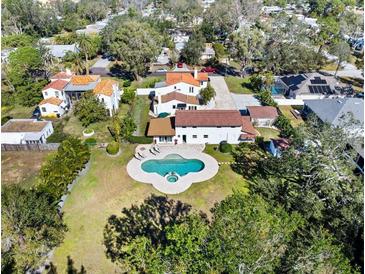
[189,86,194,93]
[44,91,48,96]
[174,86,176,89]
[172,105,176,109]
[62,91,64,96]
[192,135,197,138]
[182,126,186,128]
[188,106,197,110]
[55,91,59,97]
[101,98,105,103]
[41,107,46,112]
[217,126,221,128]
[192,126,197,128]
[204,135,208,138]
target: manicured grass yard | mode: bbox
[278,106,304,127]
[1,151,54,187]
[2,105,35,120]
[52,145,248,273]
[256,127,280,141]
[224,76,254,94]
[131,96,151,135]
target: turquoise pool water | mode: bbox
[141,154,205,177]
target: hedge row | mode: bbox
[127,135,153,144]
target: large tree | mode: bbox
[2,186,66,273]
[74,92,108,127]
[329,41,352,76]
[181,30,205,65]
[102,17,162,80]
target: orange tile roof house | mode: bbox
[92,79,122,116]
[50,69,74,82]
[136,70,213,116]
[64,75,101,102]
[40,79,70,118]
[240,116,259,141]
[247,106,279,127]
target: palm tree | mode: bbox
[77,34,93,75]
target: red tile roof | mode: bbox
[39,97,63,106]
[247,106,279,119]
[93,79,118,96]
[70,75,100,85]
[161,91,199,105]
[165,72,208,87]
[241,116,258,138]
[175,110,242,127]
[147,117,175,136]
[51,71,74,80]
[43,80,68,91]
[271,138,291,150]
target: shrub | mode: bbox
[121,87,136,104]
[83,128,94,134]
[255,136,265,150]
[1,115,12,125]
[106,141,120,155]
[127,135,153,144]
[219,141,232,153]
[47,122,70,143]
[123,79,131,87]
[84,138,97,146]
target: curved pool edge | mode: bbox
[126,150,219,194]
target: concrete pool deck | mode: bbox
[126,144,219,194]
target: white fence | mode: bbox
[274,98,304,106]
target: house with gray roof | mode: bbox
[304,98,364,173]
[45,44,79,58]
[274,73,350,99]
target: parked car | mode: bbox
[177,62,183,68]
[156,68,167,72]
[201,66,217,73]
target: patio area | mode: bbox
[126,144,219,194]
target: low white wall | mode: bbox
[274,98,304,105]
[175,126,242,144]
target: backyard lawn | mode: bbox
[224,76,254,94]
[131,96,151,135]
[1,150,54,187]
[256,127,280,141]
[278,106,304,127]
[52,145,248,273]
[2,105,34,120]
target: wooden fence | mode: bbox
[1,143,60,151]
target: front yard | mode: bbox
[224,76,254,94]
[52,144,248,273]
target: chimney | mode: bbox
[194,68,198,79]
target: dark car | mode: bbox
[32,106,41,119]
[201,66,217,73]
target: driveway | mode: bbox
[209,76,236,110]
[231,94,261,111]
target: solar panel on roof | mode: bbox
[310,77,327,85]
[308,85,332,94]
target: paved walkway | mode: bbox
[126,144,219,194]
[209,76,236,109]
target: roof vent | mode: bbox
[336,100,343,104]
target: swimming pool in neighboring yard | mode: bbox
[141,154,205,177]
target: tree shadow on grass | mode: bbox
[103,194,207,263]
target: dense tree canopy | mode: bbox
[74,92,108,127]
[2,186,66,273]
[181,30,205,65]
[102,17,162,79]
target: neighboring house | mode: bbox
[93,79,122,116]
[137,70,212,115]
[2,119,54,144]
[274,73,349,99]
[172,31,190,52]
[45,44,79,59]
[50,69,74,82]
[240,116,259,142]
[303,98,364,173]
[40,79,70,117]
[147,110,243,144]
[268,138,290,157]
[64,75,101,103]
[39,97,67,117]
[154,47,170,65]
[247,106,279,127]
[201,43,215,60]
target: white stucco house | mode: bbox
[45,44,79,59]
[137,70,213,115]
[2,119,54,144]
[147,110,245,144]
[39,79,70,117]
[201,43,215,60]
[93,79,122,116]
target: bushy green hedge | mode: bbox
[219,141,233,153]
[83,128,94,134]
[84,138,97,146]
[127,135,153,144]
[106,141,120,155]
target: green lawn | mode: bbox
[52,145,248,273]
[2,105,34,120]
[224,76,254,94]
[131,96,151,135]
[321,61,341,71]
[278,106,304,128]
[256,127,280,141]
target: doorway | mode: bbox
[182,135,187,143]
